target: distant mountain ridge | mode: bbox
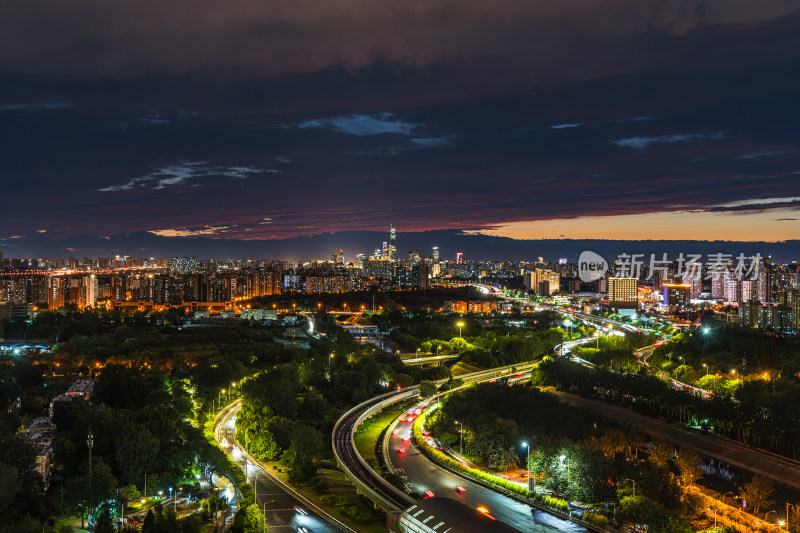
[3,230,799,263]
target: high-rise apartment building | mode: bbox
[608,277,638,308]
[662,283,690,312]
[525,269,561,296]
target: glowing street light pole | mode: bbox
[521,442,533,492]
[707,507,716,528]
[87,428,94,527]
[457,322,464,338]
[262,499,275,533]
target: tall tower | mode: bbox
[389,224,397,261]
[432,246,440,262]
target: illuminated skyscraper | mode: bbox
[432,246,440,262]
[389,224,397,261]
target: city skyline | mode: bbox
[2,2,800,257]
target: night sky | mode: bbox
[2,1,800,259]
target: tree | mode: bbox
[282,424,321,483]
[675,449,703,486]
[114,424,159,485]
[789,504,800,533]
[391,373,414,388]
[738,475,775,514]
[180,514,203,533]
[418,381,437,398]
[233,503,265,533]
[0,463,19,515]
[618,495,667,530]
[647,438,672,471]
[120,484,141,502]
[93,506,115,533]
[162,506,179,532]
[141,509,156,533]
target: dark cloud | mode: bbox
[1,0,799,84]
[1,2,800,256]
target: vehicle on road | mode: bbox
[476,506,496,520]
[455,485,466,494]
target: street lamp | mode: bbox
[521,442,533,492]
[703,363,709,377]
[87,428,94,526]
[262,499,275,533]
[623,478,636,498]
[559,454,570,474]
[457,322,464,338]
[455,421,463,456]
[707,507,716,529]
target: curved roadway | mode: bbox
[333,365,588,532]
[332,394,416,511]
[216,403,347,532]
[387,419,586,533]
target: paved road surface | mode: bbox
[387,416,587,533]
[216,404,345,532]
[555,390,800,490]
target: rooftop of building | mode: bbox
[28,416,56,430]
[339,315,375,327]
[26,430,54,454]
[66,379,95,394]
